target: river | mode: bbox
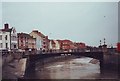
[2,54,118,80]
[25,57,103,79]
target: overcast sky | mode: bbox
[2,2,118,47]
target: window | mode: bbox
[21,44,23,46]
[0,43,2,48]
[3,32,6,34]
[5,35,7,40]
[43,42,45,44]
[43,46,46,48]
[12,36,14,41]
[14,45,16,48]
[21,40,23,43]
[0,35,2,40]
[21,37,23,39]
[6,43,8,49]
[14,36,16,41]
[11,36,13,40]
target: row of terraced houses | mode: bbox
[0,23,86,52]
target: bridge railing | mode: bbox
[20,48,107,56]
[35,49,103,55]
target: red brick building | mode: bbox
[74,42,86,49]
[17,33,36,50]
[60,40,74,51]
[42,36,49,51]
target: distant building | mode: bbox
[74,42,86,49]
[54,40,61,49]
[0,23,18,50]
[29,30,49,51]
[17,33,36,50]
[60,39,74,51]
[107,47,117,54]
[49,40,61,50]
[49,40,56,50]
[43,36,49,51]
[85,46,92,52]
[56,40,63,50]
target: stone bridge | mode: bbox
[24,51,104,76]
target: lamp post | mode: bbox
[104,38,106,45]
[103,38,107,53]
[99,40,102,52]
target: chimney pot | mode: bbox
[4,23,9,29]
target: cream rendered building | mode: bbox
[29,30,45,50]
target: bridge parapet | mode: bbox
[25,51,104,63]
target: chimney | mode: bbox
[46,36,48,39]
[33,30,38,32]
[4,23,9,29]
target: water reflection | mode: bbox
[34,57,100,79]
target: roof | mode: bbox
[32,30,45,38]
[50,40,56,44]
[17,33,36,40]
[0,23,13,32]
[0,27,13,32]
[74,42,85,45]
[62,40,73,43]
[56,40,62,43]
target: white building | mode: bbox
[0,23,18,50]
[49,40,61,50]
[49,40,56,50]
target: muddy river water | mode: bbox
[27,57,101,79]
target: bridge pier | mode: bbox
[24,55,36,79]
[100,59,104,74]
[99,52,104,74]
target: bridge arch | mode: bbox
[24,51,104,76]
